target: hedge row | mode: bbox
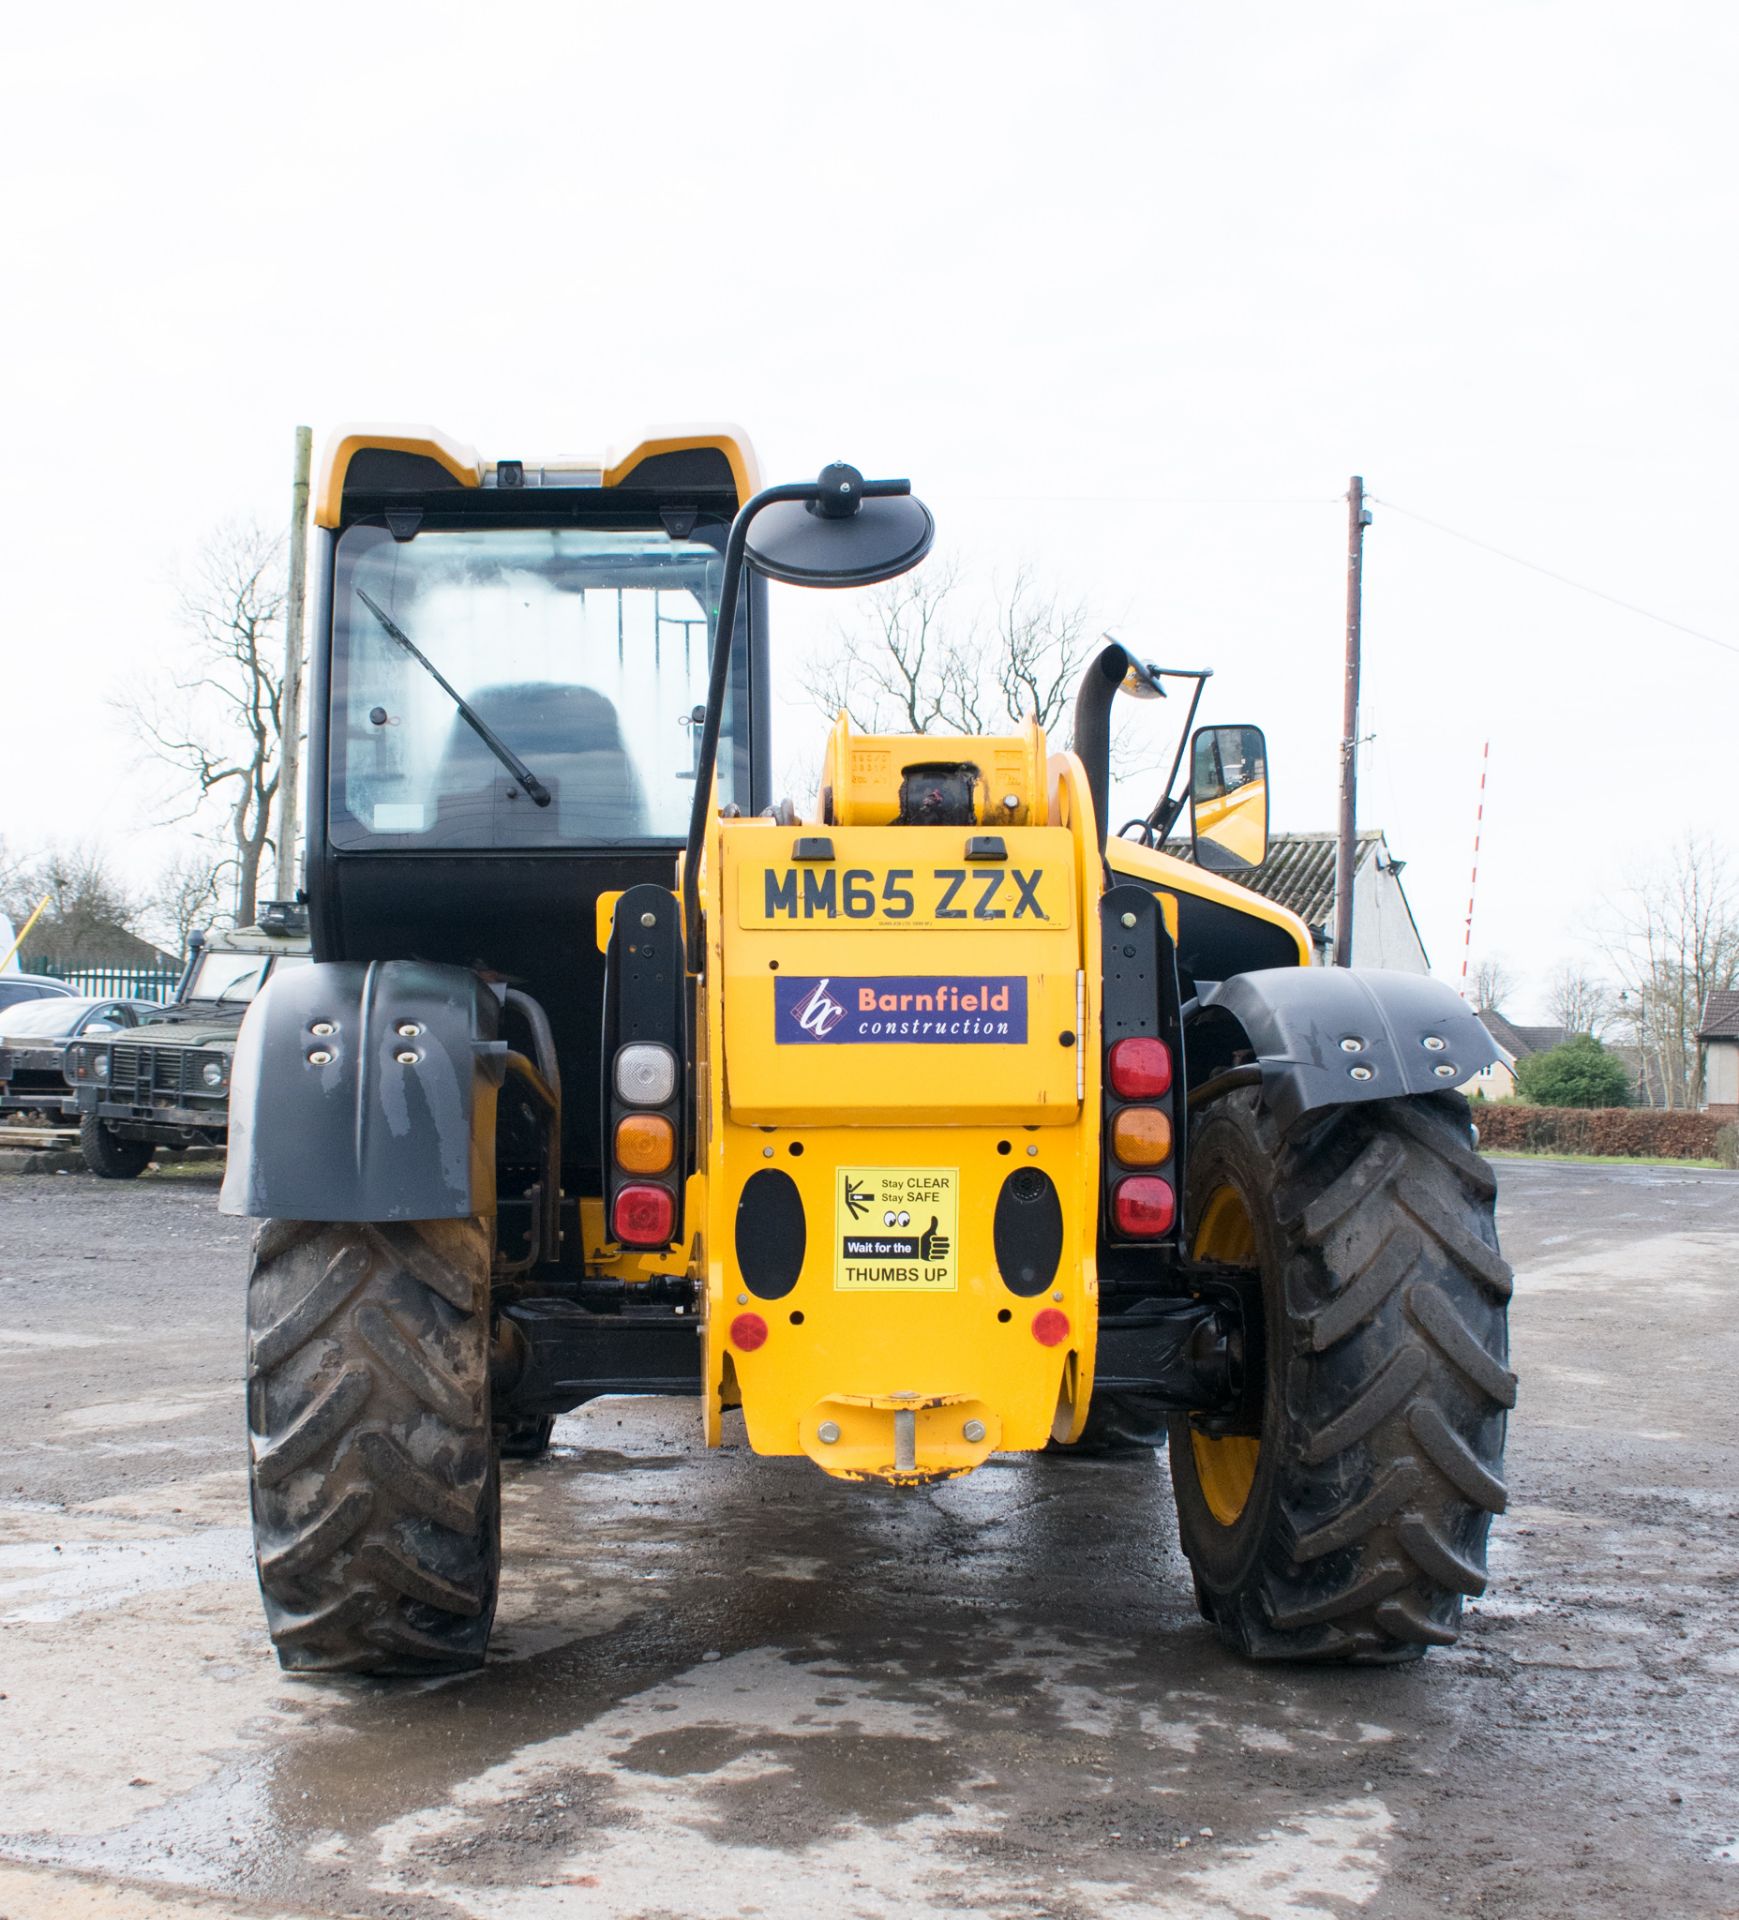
[1474,1104,1721,1159]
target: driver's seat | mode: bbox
[431,681,648,844]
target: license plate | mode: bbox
[741,862,1067,930]
[834,1166,959,1291]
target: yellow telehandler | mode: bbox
[223,429,1512,1674]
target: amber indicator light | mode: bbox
[1112,1106,1172,1167]
[614,1112,675,1175]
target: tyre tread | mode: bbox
[247,1217,498,1675]
[251,1365,372,1489]
[1172,1091,1511,1665]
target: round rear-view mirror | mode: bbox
[745,483,934,589]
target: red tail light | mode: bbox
[612,1183,674,1247]
[1109,1037,1172,1099]
[1113,1175,1176,1237]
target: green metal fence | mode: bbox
[22,960,181,1003]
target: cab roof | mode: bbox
[314,426,759,529]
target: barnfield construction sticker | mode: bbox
[777,975,1026,1045]
[834,1167,958,1291]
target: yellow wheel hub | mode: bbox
[1190,1183,1261,1525]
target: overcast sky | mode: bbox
[2,1,1733,1016]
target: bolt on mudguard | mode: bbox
[220,958,505,1222]
[1197,967,1498,1133]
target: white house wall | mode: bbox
[1463,1056,1516,1101]
[1353,865,1429,973]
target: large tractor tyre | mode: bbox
[80,1114,153,1180]
[246,1217,500,1676]
[1170,1090,1514,1664]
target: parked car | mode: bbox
[0,972,77,1014]
[63,906,311,1178]
[0,997,154,1121]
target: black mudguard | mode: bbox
[1198,967,1497,1133]
[219,960,505,1222]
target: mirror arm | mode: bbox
[683,480,815,972]
[1151,793,1186,841]
[682,476,914,972]
[1146,670,1213,839]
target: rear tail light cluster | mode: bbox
[1099,889,1182,1245]
[610,1043,680,1247]
[602,884,687,1253]
[1107,1037,1177,1237]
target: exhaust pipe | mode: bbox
[1073,643,1163,860]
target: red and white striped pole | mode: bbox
[1459,740,1490,1002]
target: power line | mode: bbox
[1371,496,1739,661]
[937,494,1341,506]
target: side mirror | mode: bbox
[1190,725,1269,873]
[684,461,935,966]
[744,463,935,588]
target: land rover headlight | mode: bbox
[93,1055,110,1080]
[201,1058,226,1089]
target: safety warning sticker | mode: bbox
[834,1166,958,1292]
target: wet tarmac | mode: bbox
[1,1159,1736,1918]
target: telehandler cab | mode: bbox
[224,427,1513,1675]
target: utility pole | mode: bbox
[275,425,312,901]
[1334,475,1370,967]
[1458,739,1490,1001]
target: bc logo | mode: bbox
[789,978,848,1038]
[775,976,1027,1045]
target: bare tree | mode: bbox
[144,845,229,962]
[1602,834,1739,1108]
[125,521,286,928]
[799,556,1099,741]
[792,557,1177,831]
[798,556,969,736]
[986,564,1094,736]
[1468,955,1520,1013]
[0,836,38,929]
[1,843,143,967]
[1544,962,1616,1038]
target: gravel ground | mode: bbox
[0,1157,1735,1919]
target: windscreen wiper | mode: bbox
[355,590,552,808]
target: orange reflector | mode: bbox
[614,1112,675,1175]
[1032,1307,1070,1347]
[1112,1106,1172,1167]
